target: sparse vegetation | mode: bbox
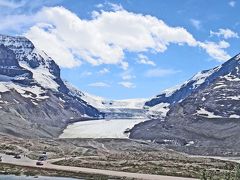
[0,163,119,179]
[1,135,240,179]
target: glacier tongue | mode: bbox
[66,82,150,119]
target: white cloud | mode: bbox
[95,3,104,8]
[210,28,239,39]
[198,41,231,61]
[0,0,25,8]
[229,1,236,7]
[24,6,198,68]
[137,54,156,66]
[121,70,136,80]
[88,82,110,87]
[107,2,123,11]
[95,2,123,11]
[80,71,92,77]
[0,5,231,67]
[120,61,129,70]
[26,24,81,68]
[145,68,180,78]
[118,81,136,88]
[99,68,110,74]
[122,74,135,80]
[190,19,201,30]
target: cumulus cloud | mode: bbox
[26,24,82,68]
[145,68,180,78]
[118,81,136,88]
[198,41,231,61]
[0,4,230,68]
[24,6,198,68]
[210,28,239,39]
[88,82,110,87]
[137,54,156,66]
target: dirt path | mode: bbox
[0,153,198,180]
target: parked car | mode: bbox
[38,154,48,161]
[36,161,44,166]
[5,151,16,156]
[13,154,21,159]
[0,156,2,162]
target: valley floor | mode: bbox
[0,153,196,180]
[0,135,239,179]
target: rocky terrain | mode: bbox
[0,134,239,179]
[0,34,100,138]
[130,53,240,155]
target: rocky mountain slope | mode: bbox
[130,53,240,155]
[0,34,100,138]
[144,58,223,115]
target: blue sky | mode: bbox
[0,0,239,99]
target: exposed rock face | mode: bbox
[0,44,32,81]
[130,53,240,155]
[0,34,100,138]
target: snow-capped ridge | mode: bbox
[145,52,240,110]
[0,34,66,93]
[66,81,147,110]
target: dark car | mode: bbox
[36,161,44,166]
[5,152,15,156]
[13,154,21,159]
[0,156,2,162]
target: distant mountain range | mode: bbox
[0,34,159,138]
[1,33,240,156]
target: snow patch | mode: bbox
[0,82,48,100]
[196,108,222,118]
[227,95,240,100]
[20,62,59,91]
[148,103,170,117]
[213,84,227,89]
[230,114,240,118]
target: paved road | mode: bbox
[0,153,198,180]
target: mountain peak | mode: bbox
[0,34,100,138]
[145,52,240,114]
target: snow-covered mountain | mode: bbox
[144,59,223,112]
[0,34,99,138]
[66,82,148,118]
[131,53,240,155]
